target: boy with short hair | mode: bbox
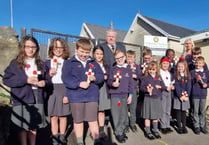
[62,38,104,145]
[188,47,208,71]
[141,48,153,75]
[125,50,142,133]
[190,56,209,134]
[107,50,134,143]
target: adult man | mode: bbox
[100,30,126,67]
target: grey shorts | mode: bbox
[70,102,98,123]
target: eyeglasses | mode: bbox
[54,47,64,50]
[24,45,37,49]
[115,56,124,60]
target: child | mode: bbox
[173,59,191,134]
[190,56,209,134]
[140,48,153,75]
[45,37,71,145]
[107,50,134,143]
[92,46,111,139]
[3,35,50,145]
[159,56,175,134]
[188,47,208,71]
[165,48,176,74]
[140,61,166,140]
[62,38,104,145]
[125,50,142,133]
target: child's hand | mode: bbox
[112,82,120,87]
[49,68,57,76]
[27,76,38,85]
[132,74,137,79]
[62,96,69,104]
[36,80,45,87]
[196,76,201,82]
[180,96,184,102]
[80,81,90,89]
[104,75,108,80]
[89,75,96,82]
[142,69,146,74]
[155,85,162,89]
[184,97,189,102]
[171,85,175,90]
[127,96,132,104]
[203,83,207,88]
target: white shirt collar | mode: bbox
[117,63,128,68]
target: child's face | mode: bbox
[177,63,185,73]
[75,47,90,62]
[115,52,126,66]
[143,55,152,63]
[193,53,201,61]
[195,60,204,70]
[161,61,170,71]
[24,40,37,59]
[126,54,135,65]
[94,49,103,63]
[53,40,64,57]
[148,68,157,76]
[167,51,175,61]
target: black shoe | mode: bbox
[194,127,200,135]
[161,128,168,134]
[145,132,155,140]
[166,127,173,133]
[116,135,126,143]
[152,131,161,139]
[200,127,208,134]
[124,126,130,133]
[182,127,188,134]
[77,143,84,145]
[99,131,108,140]
[176,127,183,134]
[122,133,128,140]
[130,125,137,132]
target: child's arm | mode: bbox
[62,60,81,89]
[3,60,28,88]
[92,62,104,85]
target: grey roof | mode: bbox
[143,16,197,38]
[85,23,127,42]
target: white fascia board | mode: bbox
[180,31,209,44]
[138,14,180,41]
[83,23,95,39]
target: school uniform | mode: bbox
[173,74,191,131]
[3,59,51,130]
[190,69,209,129]
[125,63,142,127]
[45,58,71,117]
[160,69,173,129]
[98,63,111,111]
[62,55,104,122]
[188,60,208,71]
[140,75,166,119]
[107,64,134,136]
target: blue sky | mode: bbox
[1,0,209,37]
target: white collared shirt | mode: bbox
[117,63,128,68]
[75,55,90,68]
[160,69,171,87]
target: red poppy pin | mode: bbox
[118,70,122,74]
[166,77,168,80]
[117,102,121,106]
[89,63,94,68]
[53,59,57,63]
[154,77,158,80]
[182,81,185,84]
[25,64,31,69]
[33,70,37,75]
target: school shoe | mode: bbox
[152,131,161,139]
[124,126,130,133]
[160,128,168,134]
[116,135,126,143]
[130,125,137,132]
[166,127,173,133]
[99,131,108,140]
[200,127,208,134]
[145,132,155,140]
[182,127,188,134]
[59,134,67,145]
[77,143,84,145]
[176,127,183,134]
[122,133,128,140]
[194,127,200,135]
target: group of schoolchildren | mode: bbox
[3,35,209,145]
